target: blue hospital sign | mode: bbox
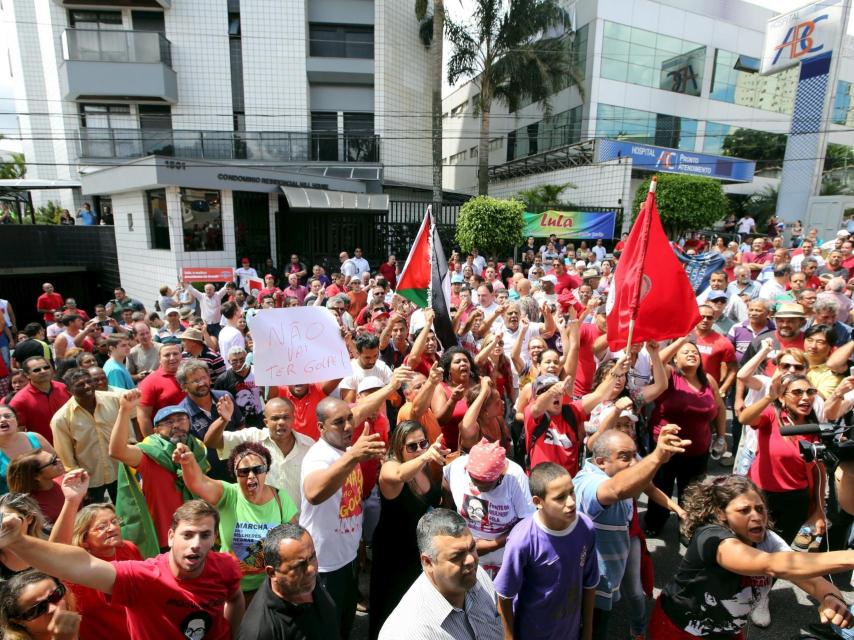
[760,0,842,75]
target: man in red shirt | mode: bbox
[10,356,70,444]
[524,375,589,475]
[694,304,737,393]
[36,282,63,324]
[378,254,398,289]
[275,378,340,440]
[0,499,244,640]
[550,259,581,295]
[137,342,186,436]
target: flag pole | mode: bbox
[625,177,657,351]
[427,205,434,311]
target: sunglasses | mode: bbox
[37,454,59,471]
[15,584,65,621]
[786,387,818,398]
[236,464,268,477]
[28,366,51,374]
[779,362,807,372]
[405,439,429,453]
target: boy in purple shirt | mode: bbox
[494,462,599,640]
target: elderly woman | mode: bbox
[173,440,297,596]
[0,406,54,495]
[803,324,843,398]
[7,451,66,524]
[0,570,80,640]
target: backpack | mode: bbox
[524,403,577,472]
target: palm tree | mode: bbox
[446,0,582,195]
[516,182,576,209]
[415,0,444,219]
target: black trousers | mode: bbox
[765,488,811,544]
[591,606,611,640]
[644,453,709,534]
[318,559,358,639]
[86,481,117,505]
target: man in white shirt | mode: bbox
[234,257,258,293]
[471,249,487,274]
[351,247,370,276]
[591,239,607,263]
[477,283,499,317]
[217,301,245,369]
[182,280,229,338]
[339,251,358,279]
[737,216,756,235]
[338,333,393,402]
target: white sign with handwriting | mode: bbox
[252,308,352,385]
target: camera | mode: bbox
[781,422,854,464]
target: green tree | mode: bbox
[516,182,576,210]
[743,186,778,229]
[632,174,728,238]
[0,135,26,180]
[446,0,582,195]
[415,0,444,223]
[721,128,787,171]
[456,196,524,258]
[34,200,62,225]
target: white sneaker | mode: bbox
[750,593,771,628]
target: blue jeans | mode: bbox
[621,536,647,636]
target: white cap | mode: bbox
[541,274,558,284]
[357,376,385,393]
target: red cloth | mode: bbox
[32,477,64,524]
[695,331,736,385]
[276,383,326,440]
[748,406,818,493]
[403,353,435,378]
[651,374,718,457]
[573,323,603,397]
[70,541,142,640]
[606,185,700,351]
[110,551,241,640]
[325,283,342,298]
[378,262,398,289]
[352,413,389,498]
[522,400,587,475]
[648,598,744,640]
[138,369,185,414]
[724,266,736,282]
[438,383,467,451]
[137,455,185,547]
[9,381,71,444]
[554,272,581,295]
[36,292,63,323]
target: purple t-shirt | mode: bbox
[493,512,599,640]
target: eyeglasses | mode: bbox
[15,584,65,621]
[36,454,59,471]
[779,362,807,372]
[786,388,818,398]
[236,464,268,477]
[91,517,123,535]
[404,439,430,453]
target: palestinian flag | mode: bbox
[396,207,457,350]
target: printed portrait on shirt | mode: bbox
[180,610,212,640]
[462,494,490,528]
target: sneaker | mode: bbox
[792,526,815,552]
[750,592,771,628]
[719,451,734,467]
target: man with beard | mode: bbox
[110,389,211,551]
[739,303,806,377]
[175,360,243,481]
[138,343,187,436]
[0,499,244,640]
[214,346,264,427]
[206,397,314,514]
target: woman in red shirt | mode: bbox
[7,450,66,524]
[740,373,825,544]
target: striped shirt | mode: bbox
[378,566,503,640]
[573,458,634,611]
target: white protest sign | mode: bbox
[252,307,352,386]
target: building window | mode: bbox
[833,80,854,126]
[68,10,122,29]
[310,112,338,161]
[450,151,467,165]
[308,24,373,59]
[710,49,798,114]
[146,189,170,250]
[506,106,582,161]
[343,112,377,162]
[600,21,705,97]
[489,137,503,151]
[596,103,698,151]
[469,146,478,158]
[450,101,467,118]
[181,188,223,252]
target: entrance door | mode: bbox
[234,191,271,268]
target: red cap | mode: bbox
[466,438,507,482]
[241,257,250,264]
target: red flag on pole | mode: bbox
[606,179,700,351]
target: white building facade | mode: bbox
[3,0,432,305]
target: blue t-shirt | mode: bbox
[494,512,599,640]
[103,358,135,390]
[77,209,96,225]
[573,458,633,611]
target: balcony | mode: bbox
[60,29,177,103]
[78,129,381,163]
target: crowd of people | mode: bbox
[0,228,853,640]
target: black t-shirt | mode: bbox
[212,369,264,427]
[660,524,785,638]
[237,577,339,640]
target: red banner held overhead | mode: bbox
[181,267,235,283]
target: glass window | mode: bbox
[308,24,373,59]
[710,48,798,114]
[69,10,122,29]
[146,189,170,251]
[181,189,223,252]
[595,103,698,151]
[600,21,705,96]
[833,80,854,126]
[310,112,338,161]
[505,106,582,161]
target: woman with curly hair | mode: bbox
[0,570,79,640]
[431,347,480,451]
[649,475,854,639]
[172,440,297,597]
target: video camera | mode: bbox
[780,422,854,465]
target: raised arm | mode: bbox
[379,434,448,500]
[510,319,527,375]
[110,390,144,467]
[827,340,854,374]
[826,377,854,422]
[638,341,667,404]
[474,305,505,340]
[659,335,689,365]
[303,428,385,505]
[408,309,435,368]
[351,367,411,425]
[172,442,224,505]
[432,380,464,425]
[411,361,442,420]
[460,377,492,451]
[737,338,773,391]
[49,469,90,545]
[740,372,781,426]
[539,303,556,338]
[561,312,581,383]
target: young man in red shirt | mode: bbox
[36,282,64,325]
[9,356,71,444]
[0,499,244,640]
[694,304,737,393]
[137,342,186,436]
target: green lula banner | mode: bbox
[523,210,616,239]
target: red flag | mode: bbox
[606,180,699,351]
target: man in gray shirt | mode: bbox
[379,509,503,640]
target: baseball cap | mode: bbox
[619,409,639,423]
[357,376,385,394]
[164,307,180,316]
[466,438,508,483]
[451,273,465,284]
[541,274,558,285]
[241,257,250,264]
[533,374,561,396]
[153,405,189,426]
[707,291,728,302]
[370,310,390,321]
[837,230,850,238]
